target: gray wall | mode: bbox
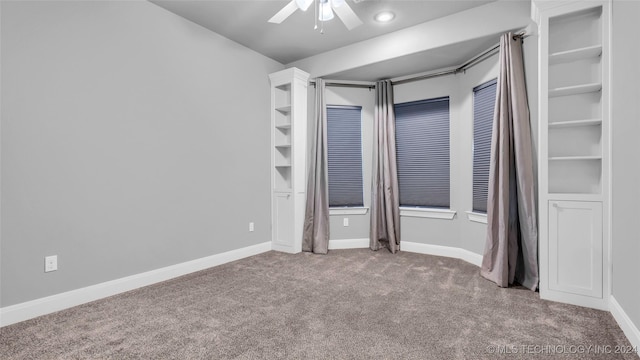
[0,1,283,307]
[611,0,640,334]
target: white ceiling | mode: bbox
[149,0,529,81]
[150,0,496,65]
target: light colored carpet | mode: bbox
[0,249,635,359]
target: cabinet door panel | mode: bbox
[548,201,603,298]
[273,193,294,247]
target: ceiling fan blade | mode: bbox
[268,1,298,24]
[332,2,363,30]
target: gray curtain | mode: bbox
[370,80,401,253]
[480,33,539,290]
[302,78,330,254]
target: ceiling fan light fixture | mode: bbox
[319,1,335,21]
[295,0,313,11]
[374,11,395,23]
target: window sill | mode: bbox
[400,207,456,220]
[466,211,488,224]
[330,207,369,215]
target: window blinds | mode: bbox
[472,79,497,213]
[327,106,364,207]
[395,97,450,208]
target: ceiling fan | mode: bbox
[269,0,364,31]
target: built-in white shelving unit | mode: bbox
[536,0,610,310]
[269,68,309,253]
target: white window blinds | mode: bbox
[395,97,450,208]
[327,105,364,207]
[472,79,497,213]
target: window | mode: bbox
[395,97,450,208]
[472,79,497,213]
[327,105,363,207]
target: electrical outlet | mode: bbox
[343,218,349,227]
[249,222,254,232]
[45,255,58,273]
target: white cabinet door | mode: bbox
[273,192,294,249]
[548,200,603,298]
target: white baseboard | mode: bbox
[610,296,640,354]
[0,241,272,328]
[328,238,369,250]
[326,238,483,266]
[539,289,609,311]
[402,241,483,267]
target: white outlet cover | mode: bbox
[343,218,349,227]
[45,255,58,272]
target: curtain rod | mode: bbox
[391,44,500,85]
[311,82,374,89]
[310,32,529,88]
[392,33,528,86]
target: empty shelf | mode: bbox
[549,118,602,128]
[549,83,601,97]
[549,45,602,64]
[275,105,291,113]
[549,155,602,161]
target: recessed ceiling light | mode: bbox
[374,11,395,23]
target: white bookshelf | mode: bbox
[536,0,610,310]
[269,68,310,253]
